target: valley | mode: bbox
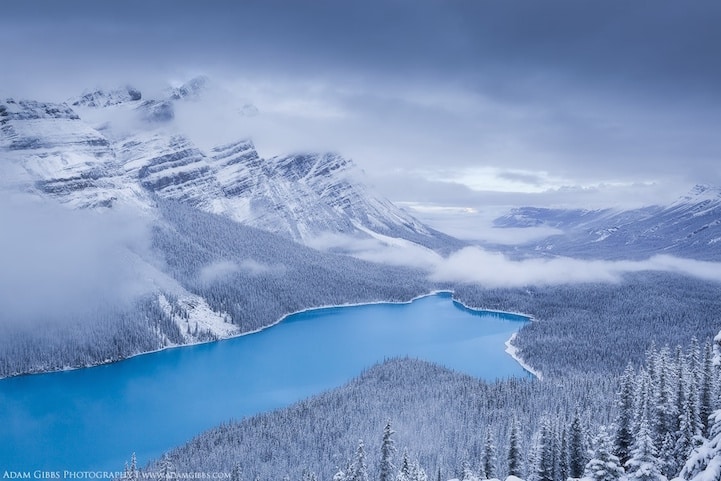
[2,74,721,481]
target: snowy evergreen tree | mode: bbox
[481,431,497,480]
[624,420,666,481]
[231,464,242,481]
[559,426,570,481]
[678,405,721,480]
[650,348,673,449]
[532,417,555,481]
[333,468,348,481]
[657,432,676,478]
[616,367,637,466]
[398,451,411,481]
[676,369,703,469]
[348,441,369,481]
[678,331,721,481]
[409,462,428,481]
[123,453,138,481]
[380,422,396,481]
[157,454,175,481]
[398,451,427,481]
[581,427,624,481]
[570,410,587,478]
[508,418,523,477]
[459,460,477,481]
[698,342,715,438]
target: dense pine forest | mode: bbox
[453,273,721,377]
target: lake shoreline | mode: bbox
[0,289,535,380]
[0,291,535,470]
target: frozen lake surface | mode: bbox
[0,292,530,471]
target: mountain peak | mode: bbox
[71,86,142,108]
[676,184,721,204]
[1,98,80,121]
[168,76,210,100]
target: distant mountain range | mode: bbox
[494,184,721,261]
[4,77,718,263]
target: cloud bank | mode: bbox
[198,259,285,285]
[313,234,721,288]
[0,193,155,327]
[430,248,721,287]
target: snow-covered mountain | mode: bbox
[0,79,447,377]
[494,185,721,260]
[1,79,457,250]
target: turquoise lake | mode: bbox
[0,292,530,471]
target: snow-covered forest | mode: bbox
[453,273,721,377]
[140,332,721,481]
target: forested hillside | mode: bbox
[454,272,721,377]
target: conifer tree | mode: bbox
[582,427,624,481]
[533,417,555,481]
[231,464,242,481]
[625,420,666,481]
[380,422,396,481]
[651,348,673,448]
[398,451,412,481]
[124,453,138,481]
[507,418,522,477]
[409,461,428,481]
[698,341,715,437]
[678,411,721,480]
[558,426,570,481]
[158,454,174,481]
[348,441,369,481]
[569,410,587,478]
[482,431,497,480]
[615,365,636,466]
[678,331,721,481]
[657,431,676,478]
[459,460,476,481]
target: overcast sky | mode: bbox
[2,0,720,210]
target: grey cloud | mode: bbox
[428,249,721,287]
[312,235,721,288]
[2,0,719,207]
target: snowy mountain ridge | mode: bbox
[1,81,455,250]
[494,185,721,260]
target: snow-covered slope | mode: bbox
[494,185,721,260]
[0,98,148,209]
